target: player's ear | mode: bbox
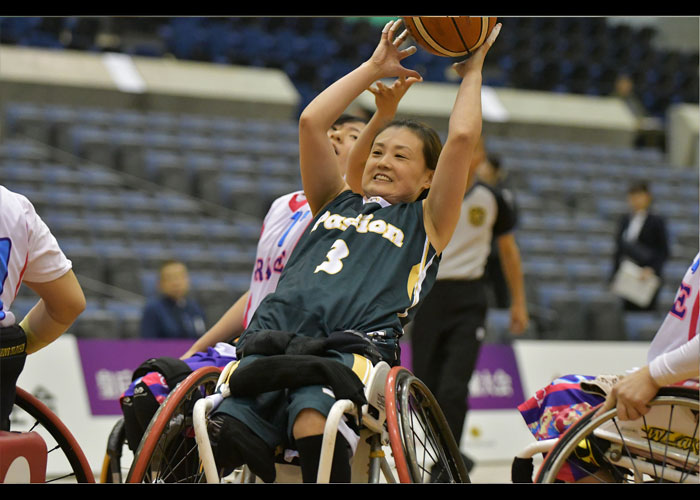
[422,169,434,190]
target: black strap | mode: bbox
[131,356,192,388]
[228,354,368,426]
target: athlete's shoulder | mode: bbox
[0,185,38,226]
[265,190,308,218]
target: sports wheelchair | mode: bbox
[1,387,95,483]
[105,359,470,483]
[513,383,699,483]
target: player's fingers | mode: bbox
[484,23,502,49]
[381,20,394,38]
[398,45,418,61]
[393,29,409,47]
[596,394,616,417]
[389,18,404,36]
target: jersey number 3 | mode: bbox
[314,239,349,275]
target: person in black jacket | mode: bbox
[610,181,670,311]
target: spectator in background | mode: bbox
[612,73,647,120]
[611,73,662,149]
[140,259,206,339]
[610,181,670,312]
[477,153,519,309]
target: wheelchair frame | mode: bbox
[515,385,699,483]
[4,387,95,483]
[120,360,469,484]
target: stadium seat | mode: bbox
[623,311,665,342]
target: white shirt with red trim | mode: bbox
[243,190,312,327]
[646,251,700,386]
[0,186,72,327]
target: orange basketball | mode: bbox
[402,16,498,57]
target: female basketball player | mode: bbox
[119,81,420,453]
[206,18,502,483]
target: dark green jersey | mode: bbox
[240,190,440,360]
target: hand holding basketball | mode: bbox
[366,19,422,82]
[452,22,501,79]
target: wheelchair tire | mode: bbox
[13,387,95,483]
[535,386,699,483]
[125,366,222,483]
[100,417,128,483]
[385,366,470,483]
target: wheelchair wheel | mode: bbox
[99,418,129,483]
[535,387,699,483]
[126,366,222,483]
[12,387,95,483]
[385,366,470,483]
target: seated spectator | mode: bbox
[140,259,206,339]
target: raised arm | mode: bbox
[298,19,421,215]
[346,76,421,194]
[423,23,501,254]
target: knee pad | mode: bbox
[207,413,276,483]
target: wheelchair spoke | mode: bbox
[400,378,462,482]
[126,368,221,483]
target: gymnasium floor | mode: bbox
[468,460,514,483]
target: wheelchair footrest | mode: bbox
[0,431,48,483]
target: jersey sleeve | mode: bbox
[19,196,72,283]
[648,335,699,386]
[492,187,517,237]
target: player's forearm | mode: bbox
[447,71,484,145]
[648,335,699,387]
[498,235,527,308]
[346,110,393,193]
[181,291,249,358]
[21,299,83,354]
[21,271,86,354]
[300,62,383,136]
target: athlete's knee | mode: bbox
[292,408,327,440]
[207,412,276,483]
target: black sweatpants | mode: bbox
[1,325,28,431]
[410,279,487,442]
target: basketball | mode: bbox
[402,16,498,57]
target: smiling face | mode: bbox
[327,119,366,176]
[361,125,434,204]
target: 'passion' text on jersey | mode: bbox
[310,210,405,248]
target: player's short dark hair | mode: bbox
[158,259,187,277]
[333,114,368,127]
[628,180,650,194]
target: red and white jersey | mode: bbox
[0,186,72,327]
[646,251,700,385]
[243,190,312,327]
